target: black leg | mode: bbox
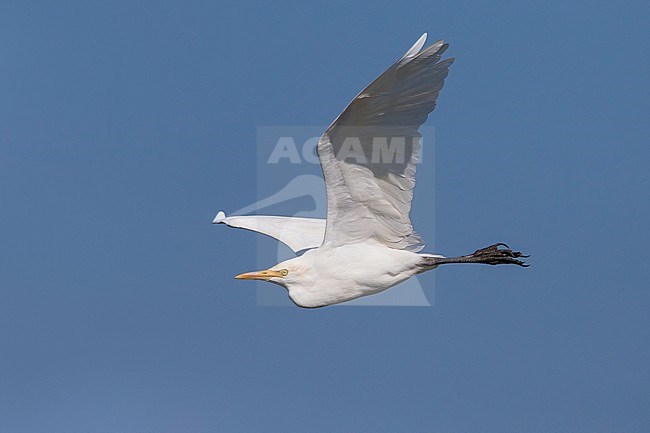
[426,243,529,267]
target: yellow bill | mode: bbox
[235,269,285,280]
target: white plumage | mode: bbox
[213,211,325,253]
[215,34,528,308]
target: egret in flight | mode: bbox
[214,34,528,308]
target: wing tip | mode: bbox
[213,210,227,224]
[400,33,428,63]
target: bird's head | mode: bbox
[234,256,312,289]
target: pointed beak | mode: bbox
[234,269,284,281]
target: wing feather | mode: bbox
[317,34,454,251]
[213,211,325,253]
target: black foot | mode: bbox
[470,243,530,267]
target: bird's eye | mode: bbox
[280,269,289,277]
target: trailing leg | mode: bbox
[422,243,529,268]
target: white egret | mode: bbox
[215,34,528,308]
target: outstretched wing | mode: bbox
[317,34,454,251]
[213,211,325,253]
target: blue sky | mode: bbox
[1,1,648,432]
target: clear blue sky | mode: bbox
[1,1,648,432]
